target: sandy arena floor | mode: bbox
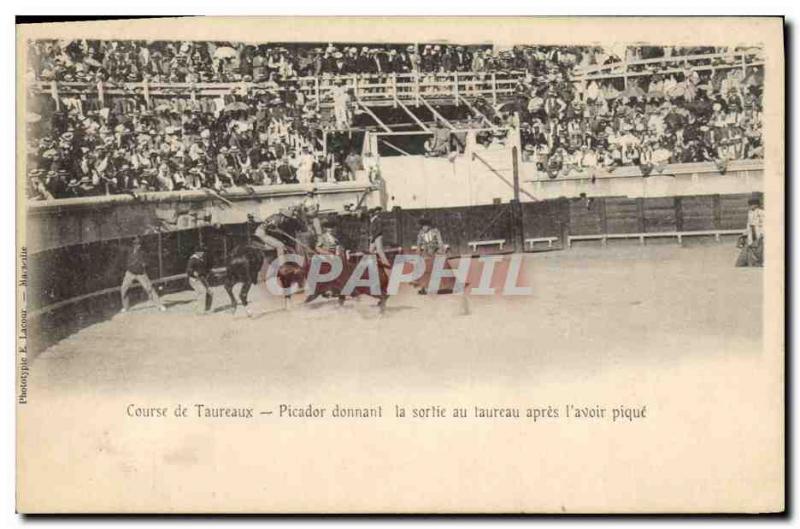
[29,243,762,398]
[20,242,777,513]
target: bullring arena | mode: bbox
[17,24,783,514]
[30,243,762,397]
[22,39,766,397]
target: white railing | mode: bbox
[29,50,766,106]
[574,50,764,82]
[30,71,529,108]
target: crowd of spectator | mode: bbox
[24,87,383,200]
[507,61,764,178]
[26,39,603,83]
[24,39,764,200]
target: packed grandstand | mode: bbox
[24,40,764,200]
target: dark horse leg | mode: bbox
[225,249,262,317]
[304,292,321,304]
[224,277,238,314]
[376,294,388,314]
[239,280,253,317]
[376,266,389,314]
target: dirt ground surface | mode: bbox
[30,243,762,397]
[20,243,778,513]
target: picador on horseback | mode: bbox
[222,207,310,315]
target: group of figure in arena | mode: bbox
[119,195,454,317]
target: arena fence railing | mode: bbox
[29,71,529,109]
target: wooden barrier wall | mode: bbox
[29,191,752,312]
[385,192,752,251]
[27,191,752,353]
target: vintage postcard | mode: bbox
[15,16,784,513]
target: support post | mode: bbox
[458,95,497,131]
[394,207,405,248]
[472,150,537,201]
[637,197,646,234]
[599,198,608,237]
[510,145,524,253]
[418,95,455,130]
[379,139,413,157]
[355,97,392,133]
[393,96,432,132]
[157,230,164,279]
[510,200,524,253]
[512,145,520,202]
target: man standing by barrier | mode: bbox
[186,243,213,314]
[316,221,341,255]
[119,236,166,313]
[413,216,455,295]
[736,196,764,267]
[300,190,322,237]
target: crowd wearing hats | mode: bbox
[23,39,597,200]
[24,40,764,199]
[24,47,385,201]
[27,39,599,83]
[510,59,764,178]
[29,39,755,85]
[23,85,374,200]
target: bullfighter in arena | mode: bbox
[413,216,456,295]
[736,196,764,267]
[186,243,213,314]
[299,190,323,237]
[316,221,341,254]
[250,213,287,258]
[368,207,391,267]
[119,236,166,313]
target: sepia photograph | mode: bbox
[14,16,785,514]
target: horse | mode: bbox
[223,244,264,316]
[301,252,392,313]
[292,210,395,313]
[223,210,311,315]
